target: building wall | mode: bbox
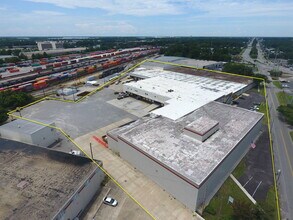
[38,42,53,51]
[111,137,198,210]
[52,167,105,220]
[203,62,224,70]
[0,123,58,148]
[0,128,32,144]
[196,118,263,212]
[107,134,119,153]
[30,123,59,147]
[123,84,169,104]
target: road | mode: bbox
[241,38,255,64]
[242,40,293,219]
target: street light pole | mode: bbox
[276,169,281,183]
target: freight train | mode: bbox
[0,48,159,93]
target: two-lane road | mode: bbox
[244,40,293,219]
[267,84,293,219]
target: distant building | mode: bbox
[0,119,58,148]
[24,47,87,58]
[152,56,225,70]
[0,138,105,220]
[37,41,64,51]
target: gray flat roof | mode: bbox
[0,119,54,135]
[109,101,263,187]
[0,138,99,220]
[154,55,224,68]
[185,116,219,135]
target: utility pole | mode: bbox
[276,169,281,183]
[90,142,93,160]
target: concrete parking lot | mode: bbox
[238,127,274,201]
[232,90,274,202]
[235,90,264,110]
[19,88,138,139]
[84,180,152,220]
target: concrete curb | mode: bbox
[230,174,257,205]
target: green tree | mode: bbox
[0,107,8,124]
[223,62,254,75]
[0,91,34,124]
[277,104,293,125]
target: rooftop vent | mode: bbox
[184,116,219,142]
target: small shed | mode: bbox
[0,119,58,147]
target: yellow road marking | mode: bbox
[7,58,281,220]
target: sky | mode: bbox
[0,0,293,37]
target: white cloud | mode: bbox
[190,0,293,18]
[26,0,186,16]
[75,21,137,34]
[33,10,64,15]
[27,0,293,18]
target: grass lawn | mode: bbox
[276,92,293,106]
[258,187,278,220]
[232,159,246,179]
[251,85,265,97]
[258,102,268,125]
[273,81,282,89]
[203,177,252,219]
[290,131,293,142]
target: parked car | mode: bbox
[103,196,118,207]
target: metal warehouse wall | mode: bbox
[53,167,105,220]
[196,118,263,212]
[30,125,59,147]
[0,128,32,145]
[111,136,199,211]
[123,84,169,104]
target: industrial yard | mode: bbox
[0,47,159,93]
[0,56,277,220]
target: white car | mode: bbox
[103,196,118,207]
[69,150,82,156]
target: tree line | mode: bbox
[0,91,34,124]
[250,39,258,59]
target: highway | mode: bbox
[242,40,293,219]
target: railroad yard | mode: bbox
[0,47,159,94]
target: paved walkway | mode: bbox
[74,119,201,220]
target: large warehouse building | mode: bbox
[37,41,64,51]
[152,56,225,70]
[108,102,263,212]
[107,66,263,212]
[125,67,252,120]
[0,138,105,220]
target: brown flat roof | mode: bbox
[0,138,99,220]
[166,66,253,85]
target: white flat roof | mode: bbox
[127,68,248,120]
[110,101,264,187]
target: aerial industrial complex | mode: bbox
[0,52,267,219]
